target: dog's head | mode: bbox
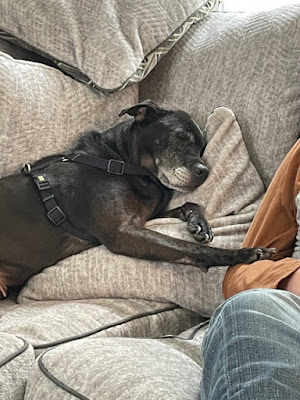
[120,100,208,192]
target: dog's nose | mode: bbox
[193,163,208,178]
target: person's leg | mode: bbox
[243,140,300,259]
[200,289,300,400]
[223,140,300,299]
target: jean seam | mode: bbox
[221,309,233,400]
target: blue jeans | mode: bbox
[200,289,300,400]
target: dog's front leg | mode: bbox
[158,202,213,243]
[104,222,275,272]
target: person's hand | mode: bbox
[278,267,300,296]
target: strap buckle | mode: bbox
[35,175,51,190]
[107,159,125,175]
[47,206,66,226]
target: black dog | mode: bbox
[0,100,275,297]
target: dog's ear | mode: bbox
[119,99,161,122]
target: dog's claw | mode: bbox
[255,247,277,261]
[204,233,211,243]
[237,247,277,265]
[0,285,7,299]
[196,226,202,235]
[242,247,277,263]
[193,229,214,244]
[187,221,213,243]
[256,248,264,260]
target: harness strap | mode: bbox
[22,152,151,176]
[69,153,150,176]
[22,152,152,244]
[32,173,100,245]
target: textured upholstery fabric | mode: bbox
[0,333,35,400]
[0,0,216,93]
[18,107,264,317]
[140,5,300,187]
[0,296,17,318]
[0,298,202,353]
[25,337,202,400]
[0,52,138,178]
[0,5,299,399]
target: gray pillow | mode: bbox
[140,4,300,186]
[0,0,216,93]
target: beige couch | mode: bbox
[0,2,299,399]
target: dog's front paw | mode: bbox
[252,247,277,261]
[187,216,214,244]
[239,247,277,263]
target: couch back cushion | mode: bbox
[0,52,138,178]
[0,0,217,93]
[140,5,300,187]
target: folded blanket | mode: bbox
[149,106,265,249]
[18,107,265,317]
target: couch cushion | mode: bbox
[0,51,138,178]
[25,337,202,400]
[0,333,35,400]
[0,298,202,353]
[140,4,300,187]
[0,297,17,319]
[18,107,264,317]
[0,0,216,93]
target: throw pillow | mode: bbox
[0,0,217,93]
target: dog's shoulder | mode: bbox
[74,120,132,159]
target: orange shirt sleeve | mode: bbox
[223,140,300,299]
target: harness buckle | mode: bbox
[47,206,66,226]
[107,159,125,175]
[35,175,51,191]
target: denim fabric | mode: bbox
[200,289,300,399]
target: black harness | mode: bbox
[21,153,151,245]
